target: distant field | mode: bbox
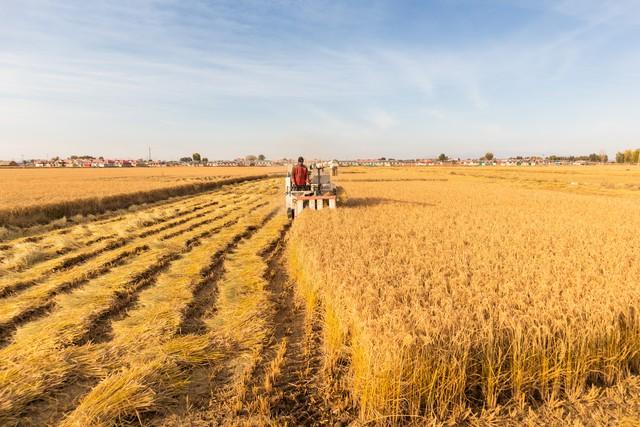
[0,167,283,210]
[340,164,640,197]
[0,167,283,228]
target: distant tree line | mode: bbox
[615,149,640,164]
[547,153,608,162]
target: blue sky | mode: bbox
[1,0,640,160]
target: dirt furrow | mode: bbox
[149,212,281,417]
[236,231,348,425]
[216,229,354,426]
[177,210,277,337]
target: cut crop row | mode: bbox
[0,193,240,300]
[0,199,274,423]
[0,191,239,293]
[58,206,284,426]
[0,185,271,298]
[0,195,269,341]
[0,179,273,273]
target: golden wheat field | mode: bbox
[0,167,282,229]
[0,167,282,209]
[290,165,640,425]
[2,166,640,426]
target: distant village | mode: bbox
[0,155,280,168]
[0,151,630,168]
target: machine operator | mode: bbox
[291,156,310,190]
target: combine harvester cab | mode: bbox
[285,163,337,219]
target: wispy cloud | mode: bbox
[1,0,640,159]
[365,109,396,130]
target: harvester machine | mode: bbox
[285,162,338,220]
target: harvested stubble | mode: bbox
[0,193,264,328]
[0,193,274,422]
[0,168,281,227]
[288,168,640,424]
[0,180,274,298]
[0,193,231,296]
[0,179,268,271]
[59,204,283,426]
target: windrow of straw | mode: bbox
[0,173,275,228]
[59,204,283,426]
[0,178,271,272]
[0,193,266,328]
[0,191,243,296]
[0,198,274,422]
[201,210,289,418]
[288,168,640,424]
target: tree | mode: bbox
[616,152,625,163]
[202,157,209,163]
[180,157,192,163]
[245,155,257,161]
[599,151,608,163]
[484,152,494,161]
[192,153,201,162]
[438,153,448,162]
[588,153,599,162]
[257,154,266,161]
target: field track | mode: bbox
[0,177,352,426]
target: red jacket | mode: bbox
[292,164,309,186]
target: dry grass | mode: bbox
[0,242,48,272]
[289,166,640,424]
[0,179,254,258]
